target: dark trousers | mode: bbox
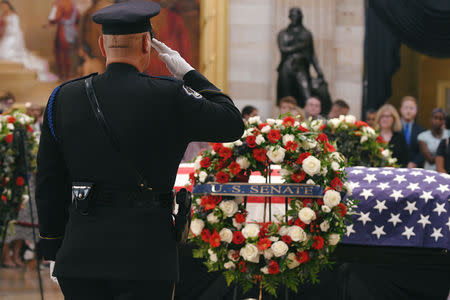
[58,277,175,300]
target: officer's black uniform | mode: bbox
[35,2,244,299]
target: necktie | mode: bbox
[404,123,411,146]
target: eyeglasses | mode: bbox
[380,114,393,119]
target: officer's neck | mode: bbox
[105,57,145,73]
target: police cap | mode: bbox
[92,0,160,35]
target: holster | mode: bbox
[72,182,94,216]
[174,188,192,244]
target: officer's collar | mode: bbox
[106,63,140,74]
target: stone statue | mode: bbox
[277,7,330,110]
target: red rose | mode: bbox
[246,135,257,148]
[268,260,280,274]
[302,198,313,207]
[253,148,267,162]
[355,121,368,127]
[312,235,325,250]
[331,177,343,190]
[215,159,228,171]
[285,141,298,152]
[320,124,327,130]
[209,230,221,248]
[291,171,306,183]
[189,172,196,183]
[238,261,247,273]
[1,195,7,203]
[296,152,311,164]
[235,213,246,223]
[283,116,296,127]
[232,231,245,244]
[212,143,223,152]
[295,251,310,264]
[7,116,15,124]
[317,199,324,206]
[268,129,281,143]
[336,203,347,217]
[200,157,211,168]
[258,123,268,130]
[316,133,328,143]
[257,238,272,251]
[201,228,211,242]
[376,136,385,144]
[16,176,24,187]
[294,218,307,229]
[216,171,230,183]
[5,134,13,143]
[325,142,336,153]
[298,125,309,132]
[219,147,232,160]
[201,195,220,211]
[282,235,293,245]
[229,162,241,176]
[26,125,34,133]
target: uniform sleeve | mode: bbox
[176,70,244,142]
[35,101,72,260]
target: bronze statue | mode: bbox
[277,7,330,110]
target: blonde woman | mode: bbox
[375,104,409,166]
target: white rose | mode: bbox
[278,226,289,236]
[224,261,235,269]
[269,236,279,242]
[219,200,238,217]
[363,126,376,136]
[280,168,292,177]
[261,125,271,134]
[260,266,269,274]
[360,135,368,144]
[233,219,242,230]
[266,118,276,125]
[328,118,341,129]
[267,147,286,164]
[381,149,391,158]
[208,249,218,262]
[207,212,219,224]
[194,156,202,170]
[7,123,14,131]
[287,252,300,269]
[344,115,356,124]
[311,119,323,131]
[22,194,30,204]
[190,219,205,235]
[321,167,328,176]
[344,182,353,196]
[255,134,265,145]
[248,116,261,125]
[275,119,283,127]
[234,139,243,146]
[282,134,295,146]
[306,179,315,185]
[330,152,344,162]
[223,142,234,149]
[302,139,317,150]
[219,228,233,243]
[320,220,330,232]
[302,156,321,176]
[331,162,340,171]
[263,248,274,259]
[288,226,307,242]
[323,190,341,208]
[271,241,289,257]
[195,198,201,205]
[339,115,346,121]
[328,233,341,246]
[236,156,250,169]
[199,171,208,183]
[298,207,316,224]
[388,158,397,164]
[240,243,260,263]
[321,205,331,213]
[228,250,239,262]
[211,150,216,155]
[242,223,260,239]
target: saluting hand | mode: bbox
[49,261,58,284]
[151,38,194,80]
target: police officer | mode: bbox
[35,1,244,299]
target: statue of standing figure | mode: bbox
[277,7,331,111]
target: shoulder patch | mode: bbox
[182,85,203,99]
[139,73,178,82]
[48,73,97,141]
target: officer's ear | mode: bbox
[142,33,150,54]
[99,36,106,57]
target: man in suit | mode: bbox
[399,96,426,168]
[35,1,244,299]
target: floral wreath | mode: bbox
[189,116,356,296]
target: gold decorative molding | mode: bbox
[436,80,450,110]
[200,0,228,92]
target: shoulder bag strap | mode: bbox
[84,76,149,188]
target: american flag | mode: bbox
[175,165,450,250]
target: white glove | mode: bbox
[49,261,58,283]
[151,38,194,80]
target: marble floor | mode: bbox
[0,262,63,300]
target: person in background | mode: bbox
[327,99,349,119]
[418,108,449,171]
[279,96,297,116]
[291,105,305,121]
[241,105,258,121]
[399,96,426,168]
[25,103,44,132]
[435,137,450,173]
[304,96,323,120]
[365,108,377,128]
[0,91,15,112]
[77,44,105,76]
[375,104,409,167]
